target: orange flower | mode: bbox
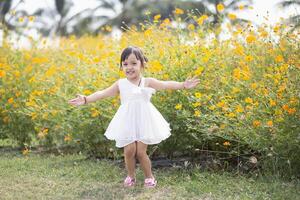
[253,120,261,127]
[288,108,296,114]
[0,70,5,78]
[275,55,284,62]
[8,98,14,104]
[223,141,230,146]
[282,104,289,111]
[29,16,36,22]
[266,121,273,127]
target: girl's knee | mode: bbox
[124,142,136,158]
[136,149,147,160]
[136,141,148,159]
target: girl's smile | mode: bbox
[122,53,143,81]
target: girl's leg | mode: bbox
[136,141,154,179]
[123,142,137,178]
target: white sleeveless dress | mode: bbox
[104,77,171,148]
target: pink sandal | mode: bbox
[144,177,157,188]
[124,176,136,187]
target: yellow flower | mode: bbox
[197,15,208,25]
[148,60,163,72]
[227,112,236,118]
[232,87,240,94]
[30,112,38,120]
[194,92,202,99]
[269,99,276,106]
[217,3,224,12]
[209,105,216,110]
[144,28,152,37]
[239,5,244,10]
[260,31,268,38]
[228,13,236,20]
[154,14,161,20]
[22,147,29,156]
[174,8,184,15]
[18,17,25,23]
[91,108,100,117]
[246,35,256,43]
[162,74,169,80]
[220,124,226,129]
[250,83,257,89]
[188,24,195,31]
[244,97,253,104]
[192,102,201,107]
[235,105,244,113]
[194,110,201,117]
[175,104,182,110]
[160,18,171,28]
[273,26,280,33]
[37,128,49,139]
[194,66,204,76]
[83,89,92,95]
[245,55,254,62]
[253,120,261,127]
[216,100,225,108]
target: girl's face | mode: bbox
[121,53,143,79]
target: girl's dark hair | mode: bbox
[120,46,148,69]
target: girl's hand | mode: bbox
[183,76,200,89]
[68,94,86,106]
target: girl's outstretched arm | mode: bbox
[147,76,200,91]
[68,81,119,106]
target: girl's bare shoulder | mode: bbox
[144,77,156,87]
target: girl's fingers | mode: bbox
[68,98,79,102]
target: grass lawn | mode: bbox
[0,147,299,200]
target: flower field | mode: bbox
[0,13,299,177]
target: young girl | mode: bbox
[68,46,200,188]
